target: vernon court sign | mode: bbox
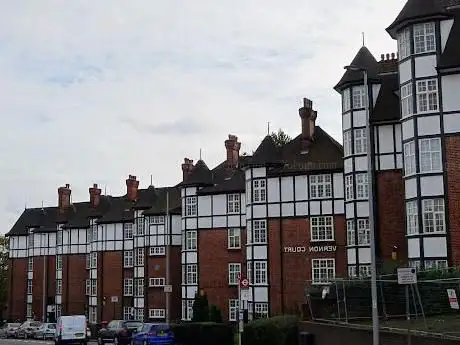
[283,245,337,253]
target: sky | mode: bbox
[0,0,406,232]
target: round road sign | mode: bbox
[240,278,249,288]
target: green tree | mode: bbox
[0,236,8,321]
[270,129,291,147]
[192,291,209,322]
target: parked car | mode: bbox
[33,323,56,340]
[55,315,88,345]
[131,323,174,345]
[16,321,42,339]
[0,323,21,338]
[97,320,143,345]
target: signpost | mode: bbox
[111,296,118,319]
[164,285,172,293]
[237,273,250,345]
[447,289,459,309]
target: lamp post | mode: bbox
[344,65,379,345]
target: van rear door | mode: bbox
[60,316,87,341]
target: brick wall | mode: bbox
[445,136,460,266]
[169,246,182,321]
[8,258,26,321]
[376,170,407,263]
[101,251,123,321]
[299,321,460,345]
[198,228,246,321]
[268,217,346,316]
[32,256,44,319]
[147,255,167,317]
[62,254,86,315]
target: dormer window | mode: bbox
[414,22,436,54]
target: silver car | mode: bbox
[33,323,56,340]
[0,323,21,338]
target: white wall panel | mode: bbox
[442,74,460,112]
[378,125,394,153]
[187,286,198,299]
[185,187,197,196]
[345,203,354,219]
[399,60,412,83]
[423,237,447,257]
[185,252,197,263]
[185,218,197,229]
[441,19,455,51]
[198,217,211,229]
[295,202,308,216]
[253,287,268,302]
[252,168,266,178]
[396,153,403,169]
[267,178,280,203]
[344,158,353,174]
[267,204,279,217]
[212,195,226,215]
[309,201,320,215]
[402,118,415,140]
[405,178,417,199]
[227,215,240,227]
[281,203,294,217]
[342,113,351,130]
[356,202,369,218]
[321,200,332,214]
[357,247,371,263]
[380,155,395,170]
[417,116,441,136]
[253,246,267,259]
[394,124,402,151]
[420,175,444,196]
[353,110,366,127]
[281,177,294,202]
[444,113,460,133]
[407,238,420,258]
[171,215,181,235]
[334,200,344,214]
[252,205,266,218]
[213,216,226,228]
[333,173,343,198]
[347,249,356,264]
[414,55,437,78]
[354,156,368,171]
[198,195,212,216]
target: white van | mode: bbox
[55,315,88,345]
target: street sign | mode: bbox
[164,285,172,293]
[447,289,459,309]
[240,288,249,301]
[397,268,417,285]
[111,296,119,303]
[240,278,249,288]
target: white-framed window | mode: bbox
[150,216,165,225]
[247,262,252,284]
[352,85,366,109]
[149,246,165,256]
[359,265,371,277]
[89,252,97,269]
[86,229,92,243]
[409,260,421,270]
[149,277,166,287]
[229,299,239,322]
[346,220,355,246]
[354,128,367,154]
[90,279,97,296]
[357,219,370,245]
[55,305,62,319]
[135,248,144,266]
[425,259,448,270]
[124,250,133,268]
[227,194,240,214]
[348,265,357,278]
[419,138,442,172]
[26,304,33,318]
[309,174,332,199]
[253,220,267,244]
[86,254,90,269]
[182,300,194,321]
[136,217,145,236]
[310,216,334,241]
[342,88,351,112]
[228,263,241,285]
[252,179,266,203]
[134,308,144,321]
[401,83,413,117]
[183,264,198,284]
[343,130,352,156]
[254,261,267,285]
[398,27,411,59]
[123,307,134,321]
[56,279,62,295]
[406,201,419,235]
[416,79,438,113]
[228,228,241,249]
[414,22,436,54]
[28,234,34,248]
[185,230,197,250]
[27,279,33,294]
[124,223,134,239]
[88,306,97,324]
[124,279,133,296]
[134,278,144,297]
[422,198,445,233]
[345,175,354,201]
[149,309,166,319]
[92,227,97,242]
[28,257,33,272]
[85,279,91,295]
[312,258,335,284]
[254,303,269,319]
[404,141,416,175]
[356,173,368,199]
[57,231,63,245]
[56,255,62,271]
[185,196,197,216]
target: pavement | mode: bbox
[0,339,97,345]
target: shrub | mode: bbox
[242,315,299,345]
[171,322,234,345]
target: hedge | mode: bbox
[170,322,234,345]
[242,315,299,345]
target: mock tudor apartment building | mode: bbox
[5,0,460,323]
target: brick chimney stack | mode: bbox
[181,158,194,181]
[298,98,317,152]
[58,184,71,213]
[225,134,241,168]
[89,183,102,208]
[126,175,139,201]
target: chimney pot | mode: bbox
[299,97,317,148]
[181,158,195,181]
[225,134,241,168]
[58,184,71,213]
[386,53,390,60]
[126,175,139,201]
[89,183,102,208]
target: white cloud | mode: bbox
[0,0,406,231]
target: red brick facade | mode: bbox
[445,136,460,266]
[62,254,86,315]
[268,217,347,316]
[8,258,27,321]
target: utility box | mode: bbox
[299,331,315,345]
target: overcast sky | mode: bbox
[0,0,406,232]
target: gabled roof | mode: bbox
[386,0,460,38]
[439,9,460,70]
[334,46,380,92]
[180,159,214,187]
[371,73,401,124]
[248,135,283,167]
[143,187,181,216]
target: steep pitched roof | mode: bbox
[180,159,214,187]
[334,46,380,91]
[371,73,401,124]
[143,186,181,216]
[439,9,460,70]
[248,135,283,167]
[386,0,460,38]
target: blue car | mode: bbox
[131,323,174,345]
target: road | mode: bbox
[0,340,97,345]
